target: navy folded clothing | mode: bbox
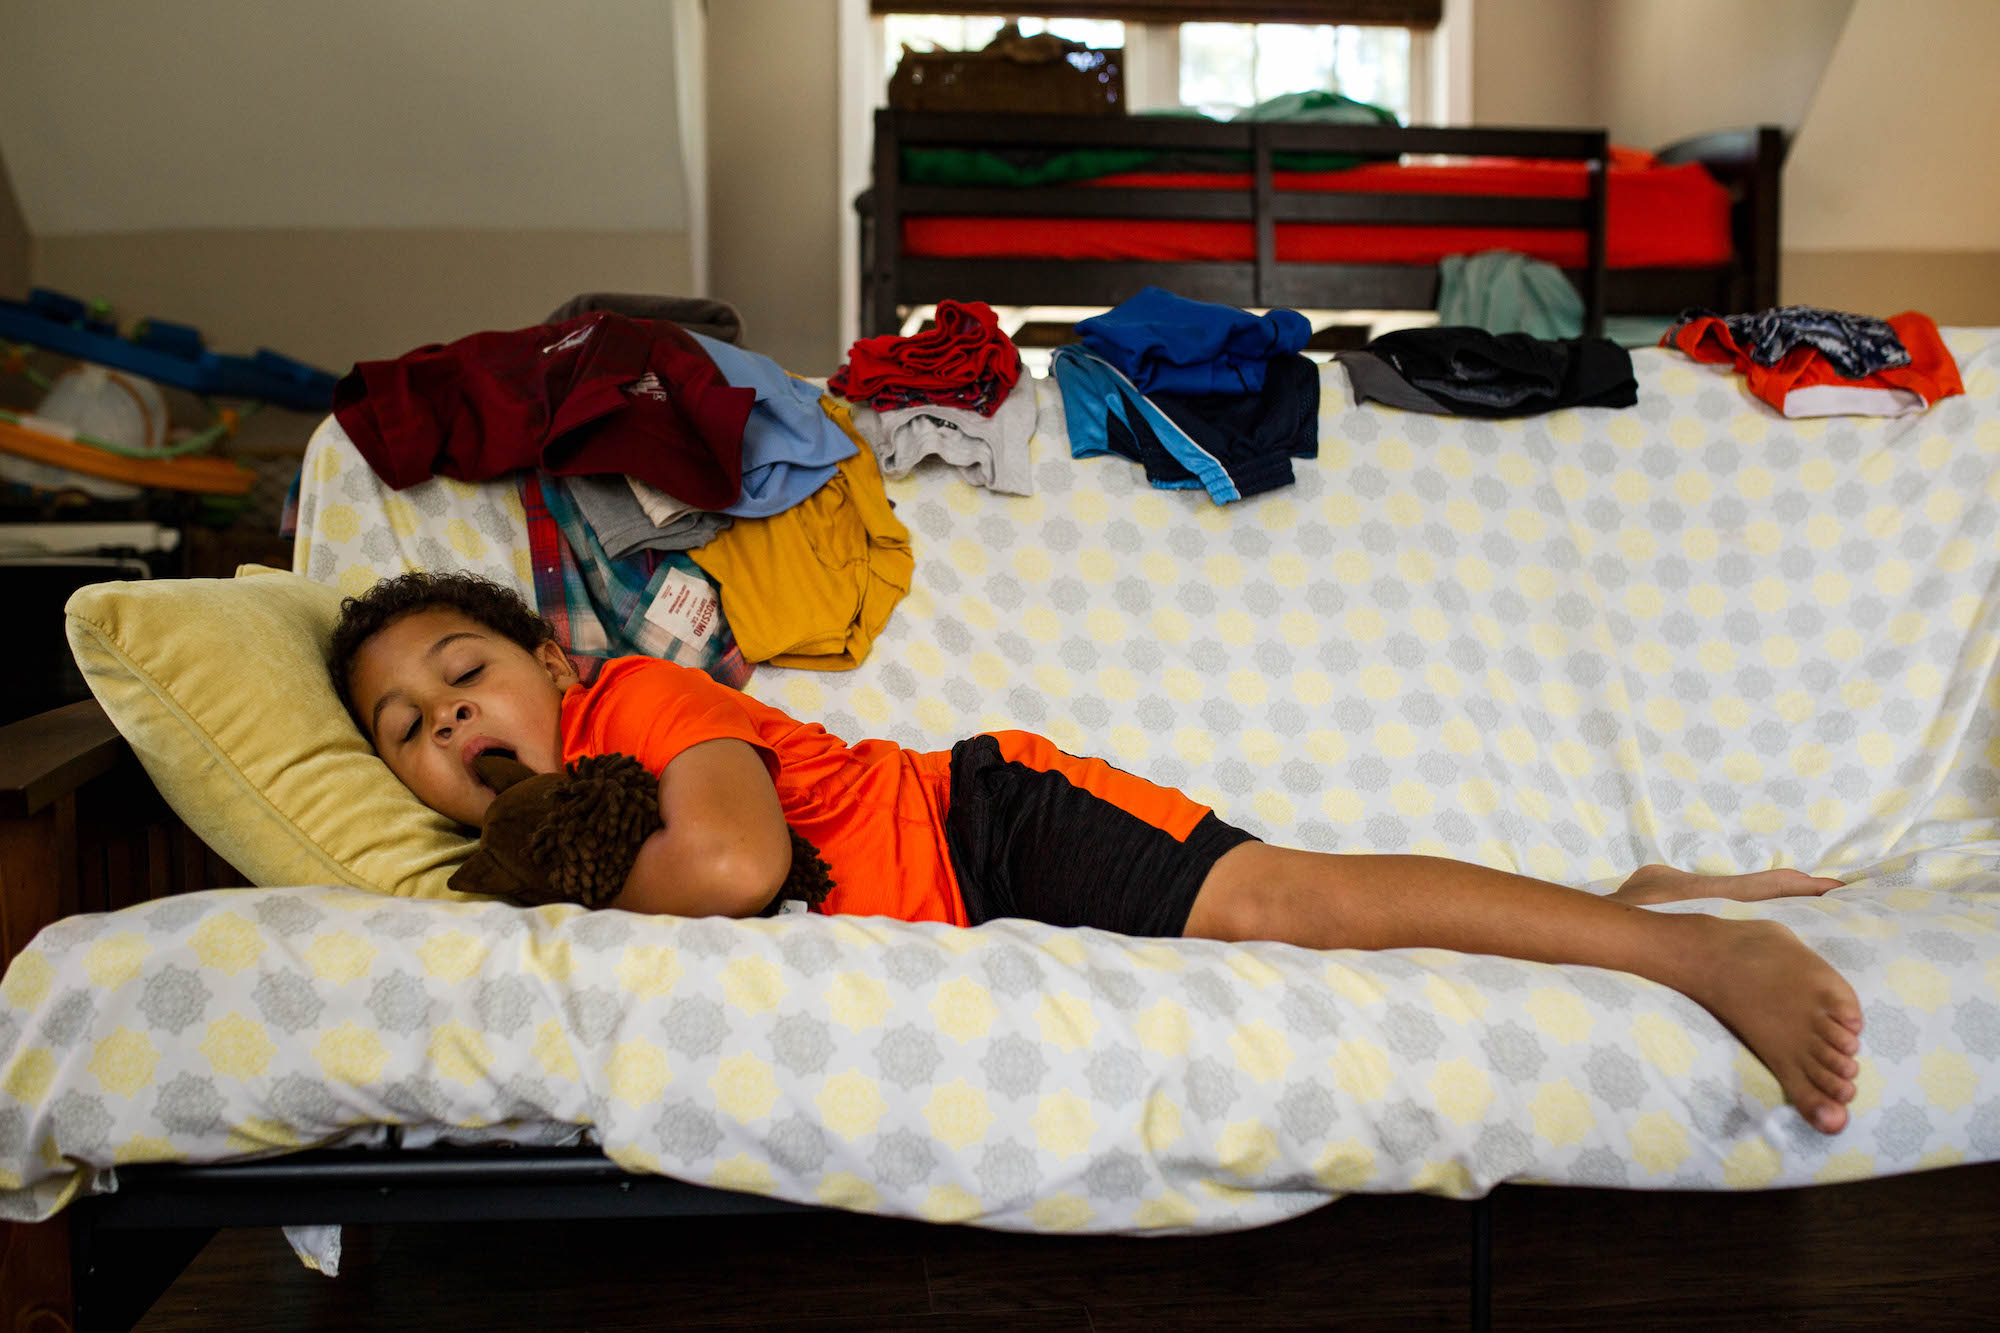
[1077,286,1312,395]
[1051,347,1318,503]
[1143,353,1321,499]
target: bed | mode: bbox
[859,111,1784,338]
[6,336,2000,1330]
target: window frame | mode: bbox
[868,14,1438,121]
[833,0,1475,345]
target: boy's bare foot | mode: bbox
[1674,916,1864,1134]
[1612,863,1842,906]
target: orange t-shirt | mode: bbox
[558,656,966,925]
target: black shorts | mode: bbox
[941,732,1260,938]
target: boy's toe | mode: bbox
[1806,1063,1853,1103]
[1811,1036,1857,1076]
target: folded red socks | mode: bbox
[830,300,1022,415]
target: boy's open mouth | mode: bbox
[463,740,518,790]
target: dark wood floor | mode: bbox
[131,1165,2000,1332]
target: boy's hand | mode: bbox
[450,743,837,918]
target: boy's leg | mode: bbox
[1183,845,1863,1134]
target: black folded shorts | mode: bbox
[941,731,1260,938]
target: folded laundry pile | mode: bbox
[1338,326,1639,417]
[333,311,754,506]
[833,299,1037,495]
[687,401,913,673]
[560,331,862,562]
[1053,286,1321,504]
[332,306,910,674]
[1662,306,1962,419]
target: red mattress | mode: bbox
[903,154,1734,271]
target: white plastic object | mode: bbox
[35,364,170,453]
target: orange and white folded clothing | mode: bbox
[1664,310,1962,419]
[687,398,913,671]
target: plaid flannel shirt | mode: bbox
[520,471,751,689]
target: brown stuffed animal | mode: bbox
[449,752,835,917]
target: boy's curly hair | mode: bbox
[328,571,557,722]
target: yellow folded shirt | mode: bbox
[688,398,913,670]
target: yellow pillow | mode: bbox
[64,566,473,899]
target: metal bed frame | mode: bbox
[4,689,1992,1331]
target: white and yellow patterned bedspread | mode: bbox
[292,415,536,601]
[5,338,1997,1231]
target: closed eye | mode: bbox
[453,666,483,685]
[399,717,419,744]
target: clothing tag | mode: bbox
[643,567,722,645]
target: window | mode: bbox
[878,14,1422,123]
[1179,22,1410,121]
[841,4,1462,347]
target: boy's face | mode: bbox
[346,607,579,827]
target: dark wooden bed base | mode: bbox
[858,110,1785,339]
[3,700,1995,1331]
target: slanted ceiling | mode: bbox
[1784,0,2000,251]
[0,0,689,235]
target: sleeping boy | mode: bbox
[331,571,1864,1136]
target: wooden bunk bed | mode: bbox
[858,110,1784,339]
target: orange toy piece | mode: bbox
[0,416,255,495]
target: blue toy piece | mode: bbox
[0,288,338,412]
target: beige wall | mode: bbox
[1784,252,2000,326]
[0,147,26,302]
[706,0,844,375]
[1,0,700,381]
[1470,0,1600,128]
[1472,0,1854,147]
[1786,0,2000,252]
[1778,0,2000,316]
[33,229,693,377]
[1594,0,1852,150]
[0,0,690,235]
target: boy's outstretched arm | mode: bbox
[612,738,792,917]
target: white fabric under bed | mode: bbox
[5,340,2000,1233]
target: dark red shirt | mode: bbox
[333,312,754,508]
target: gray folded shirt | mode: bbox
[1334,350,1451,415]
[849,379,1038,496]
[558,473,731,559]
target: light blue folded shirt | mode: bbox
[689,331,854,518]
